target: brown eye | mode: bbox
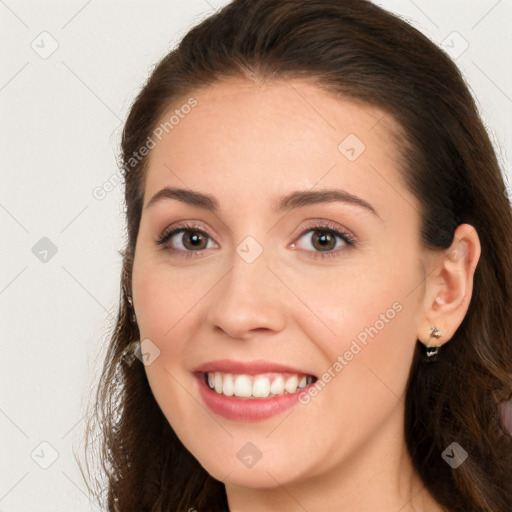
[294,226,354,256]
[310,230,337,251]
[157,223,218,259]
[179,230,208,250]
[290,220,356,260]
[162,228,211,251]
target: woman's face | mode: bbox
[131,78,430,489]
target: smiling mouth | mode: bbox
[201,371,318,399]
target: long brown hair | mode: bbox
[81,1,512,510]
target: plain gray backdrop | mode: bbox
[1,0,511,510]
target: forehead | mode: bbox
[143,77,413,218]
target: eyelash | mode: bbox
[156,220,356,260]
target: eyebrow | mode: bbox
[144,187,379,218]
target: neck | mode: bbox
[225,402,446,512]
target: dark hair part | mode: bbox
[82,1,512,510]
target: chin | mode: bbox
[212,462,298,490]
[192,441,314,491]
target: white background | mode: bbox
[1,1,511,510]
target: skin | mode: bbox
[131,77,481,512]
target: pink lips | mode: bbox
[193,359,317,422]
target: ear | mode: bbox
[417,223,481,347]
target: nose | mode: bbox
[205,249,288,340]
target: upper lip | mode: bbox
[194,359,316,377]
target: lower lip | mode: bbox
[195,374,313,422]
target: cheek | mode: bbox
[291,252,418,341]
[132,258,202,342]
[295,278,419,465]
[291,252,421,396]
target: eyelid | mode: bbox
[157,218,357,259]
[293,219,356,246]
[157,221,217,247]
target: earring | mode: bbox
[127,295,137,323]
[121,339,141,366]
[424,326,441,359]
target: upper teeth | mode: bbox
[206,372,313,398]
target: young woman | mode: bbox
[83,1,512,510]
